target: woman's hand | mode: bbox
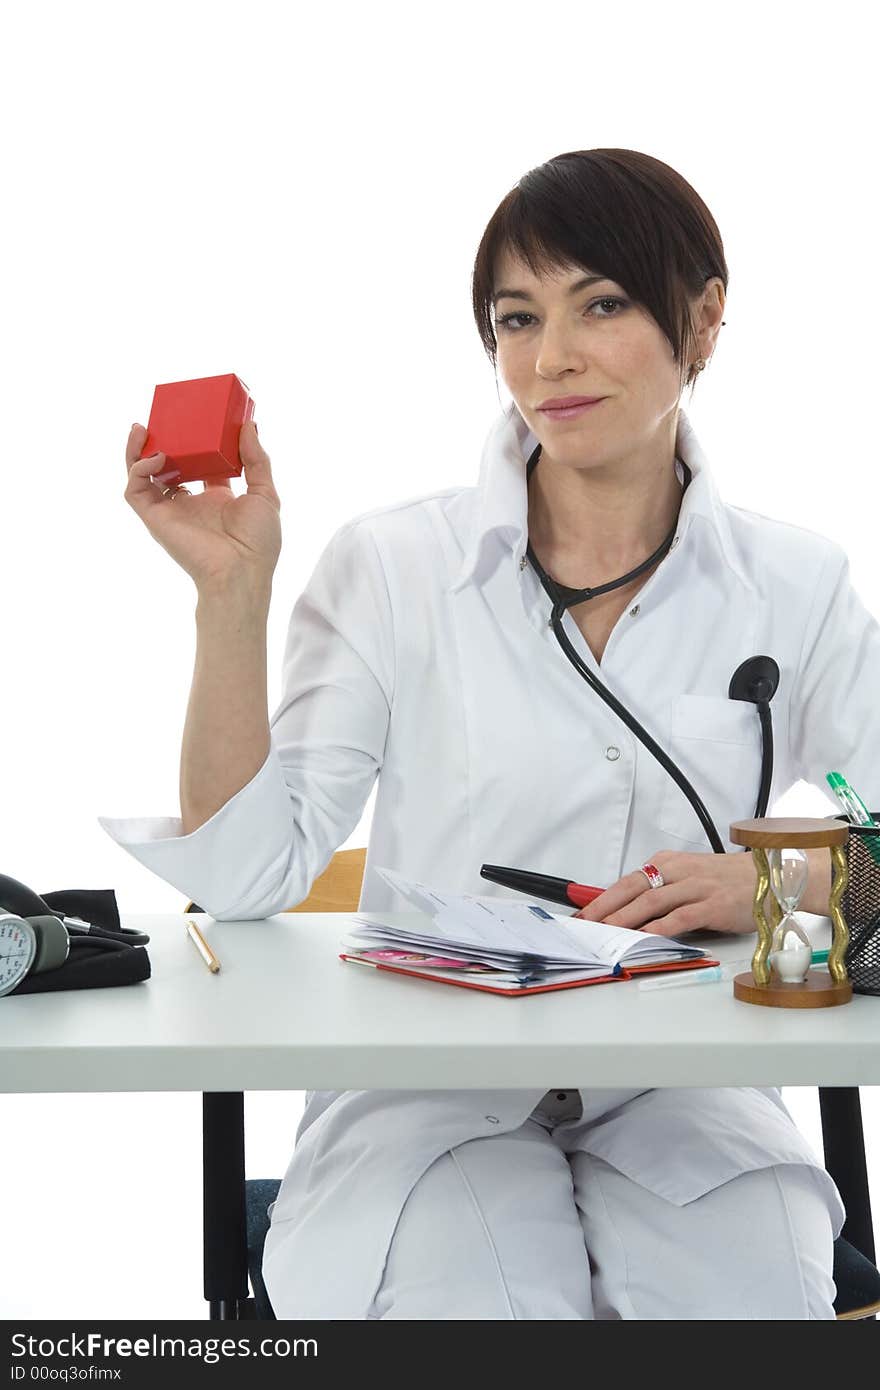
[572,850,758,936]
[124,420,282,595]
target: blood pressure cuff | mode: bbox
[12,937,151,993]
[10,886,151,994]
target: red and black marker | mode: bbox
[480,864,605,910]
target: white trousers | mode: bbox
[365,1090,838,1319]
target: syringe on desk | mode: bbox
[638,949,832,991]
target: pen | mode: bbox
[638,949,831,990]
[480,864,604,909]
[826,772,877,828]
[186,918,220,973]
[825,771,880,866]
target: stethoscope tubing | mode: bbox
[549,598,734,854]
[523,476,772,851]
[524,442,772,851]
[64,921,151,948]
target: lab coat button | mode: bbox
[486,1115,500,1124]
[671,535,680,549]
[629,603,640,616]
[605,746,621,761]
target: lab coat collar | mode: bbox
[449,400,755,595]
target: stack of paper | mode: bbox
[339,866,718,995]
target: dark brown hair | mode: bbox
[471,148,728,398]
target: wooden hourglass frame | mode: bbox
[728,817,853,1008]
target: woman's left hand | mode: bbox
[571,850,758,936]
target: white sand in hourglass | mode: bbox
[768,848,813,982]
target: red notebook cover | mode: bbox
[339,953,722,997]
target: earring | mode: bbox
[693,358,706,372]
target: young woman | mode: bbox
[104,148,879,1318]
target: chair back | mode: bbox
[285,847,366,913]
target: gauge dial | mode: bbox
[0,915,37,997]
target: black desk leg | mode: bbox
[202,1091,250,1319]
[818,1086,876,1264]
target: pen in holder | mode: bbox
[728,818,853,1008]
[832,812,880,995]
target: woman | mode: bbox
[102,148,880,1318]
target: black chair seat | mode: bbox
[243,1177,880,1320]
[246,1178,282,1320]
[832,1235,880,1318]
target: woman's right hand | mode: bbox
[124,419,282,594]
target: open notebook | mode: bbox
[339,865,720,996]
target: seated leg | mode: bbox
[366,1119,595,1320]
[569,1154,837,1319]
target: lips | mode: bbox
[538,396,604,409]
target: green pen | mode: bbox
[825,772,880,865]
[826,772,876,827]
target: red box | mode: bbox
[141,373,255,483]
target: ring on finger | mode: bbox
[638,862,665,888]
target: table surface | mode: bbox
[1,911,877,1092]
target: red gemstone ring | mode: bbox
[638,862,665,889]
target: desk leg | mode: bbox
[202,1091,250,1319]
[818,1086,875,1264]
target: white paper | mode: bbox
[347,865,711,969]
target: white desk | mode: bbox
[1,911,877,1091]
[2,910,877,1319]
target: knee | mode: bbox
[368,1142,595,1320]
[572,1155,838,1320]
[769,1164,838,1319]
[367,1150,519,1319]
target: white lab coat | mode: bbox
[98,401,877,1318]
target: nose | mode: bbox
[533,324,589,379]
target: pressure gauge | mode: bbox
[0,913,37,997]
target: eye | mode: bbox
[496,297,628,332]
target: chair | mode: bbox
[186,848,880,1320]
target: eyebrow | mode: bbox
[492,274,612,307]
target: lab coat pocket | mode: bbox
[656,694,764,850]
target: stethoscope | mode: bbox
[524,442,779,855]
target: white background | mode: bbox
[1,0,877,1319]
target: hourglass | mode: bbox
[767,848,813,982]
[729,817,854,1007]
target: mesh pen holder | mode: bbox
[833,812,880,995]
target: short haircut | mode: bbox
[472,148,728,399]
